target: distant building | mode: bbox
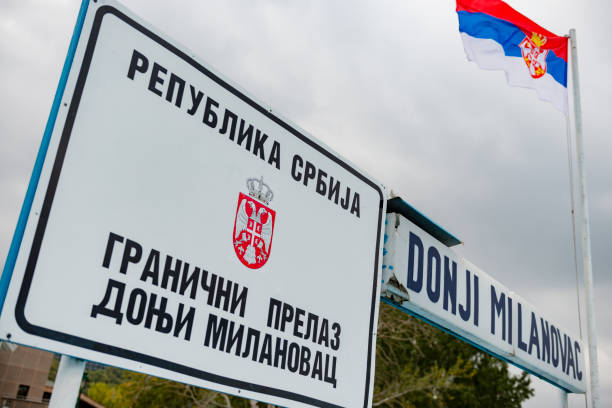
[0,345,104,408]
[0,344,52,408]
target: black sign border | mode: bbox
[15,5,384,408]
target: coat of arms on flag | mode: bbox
[519,32,549,79]
[233,177,275,269]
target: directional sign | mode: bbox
[0,2,385,407]
[382,210,586,393]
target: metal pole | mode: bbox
[559,389,569,408]
[48,355,85,408]
[569,28,600,408]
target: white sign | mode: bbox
[382,213,586,393]
[0,2,385,407]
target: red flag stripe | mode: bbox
[456,0,567,61]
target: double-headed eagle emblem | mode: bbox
[233,177,276,269]
[519,32,549,79]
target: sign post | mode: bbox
[558,389,569,408]
[48,356,86,408]
[0,1,385,407]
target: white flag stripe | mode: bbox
[460,32,568,114]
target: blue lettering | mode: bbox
[426,246,441,302]
[490,286,506,340]
[574,341,583,381]
[443,257,457,315]
[528,312,540,359]
[473,274,479,326]
[407,232,423,293]
[517,302,528,352]
[458,269,471,322]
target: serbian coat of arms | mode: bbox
[519,32,549,79]
[233,177,275,269]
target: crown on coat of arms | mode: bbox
[247,177,274,205]
[530,32,547,48]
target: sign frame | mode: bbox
[0,2,386,407]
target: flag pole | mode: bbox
[569,28,600,408]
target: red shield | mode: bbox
[233,192,275,269]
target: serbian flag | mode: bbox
[457,0,568,113]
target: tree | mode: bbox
[373,302,533,407]
[86,302,533,407]
[86,371,271,408]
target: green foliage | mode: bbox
[87,366,125,386]
[373,302,533,407]
[86,370,262,408]
[88,382,131,408]
[48,354,60,381]
[85,303,533,408]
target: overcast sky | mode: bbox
[1,0,610,407]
